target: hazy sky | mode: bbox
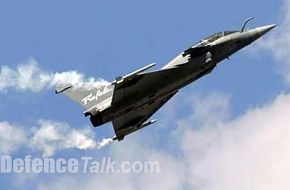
[1,0,289,189]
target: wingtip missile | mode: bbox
[141,119,157,127]
[112,119,157,141]
[111,63,156,85]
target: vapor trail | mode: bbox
[0,58,108,93]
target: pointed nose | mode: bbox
[254,24,276,37]
[240,24,277,45]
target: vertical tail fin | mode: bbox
[55,83,114,111]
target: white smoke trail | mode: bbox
[0,58,109,92]
[29,120,113,157]
[97,138,114,149]
[0,119,114,156]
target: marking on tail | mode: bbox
[81,86,113,106]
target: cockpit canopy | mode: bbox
[203,31,238,43]
[192,30,239,48]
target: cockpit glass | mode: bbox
[203,32,224,43]
[224,31,238,36]
[203,31,238,42]
[195,30,238,47]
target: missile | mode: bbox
[112,119,157,141]
[141,119,157,127]
[112,63,156,84]
[123,63,156,79]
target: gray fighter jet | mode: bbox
[56,18,276,141]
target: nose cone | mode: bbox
[238,24,277,46]
[254,24,276,38]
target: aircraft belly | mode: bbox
[108,57,217,123]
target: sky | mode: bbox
[0,0,290,189]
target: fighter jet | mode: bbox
[56,18,276,141]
